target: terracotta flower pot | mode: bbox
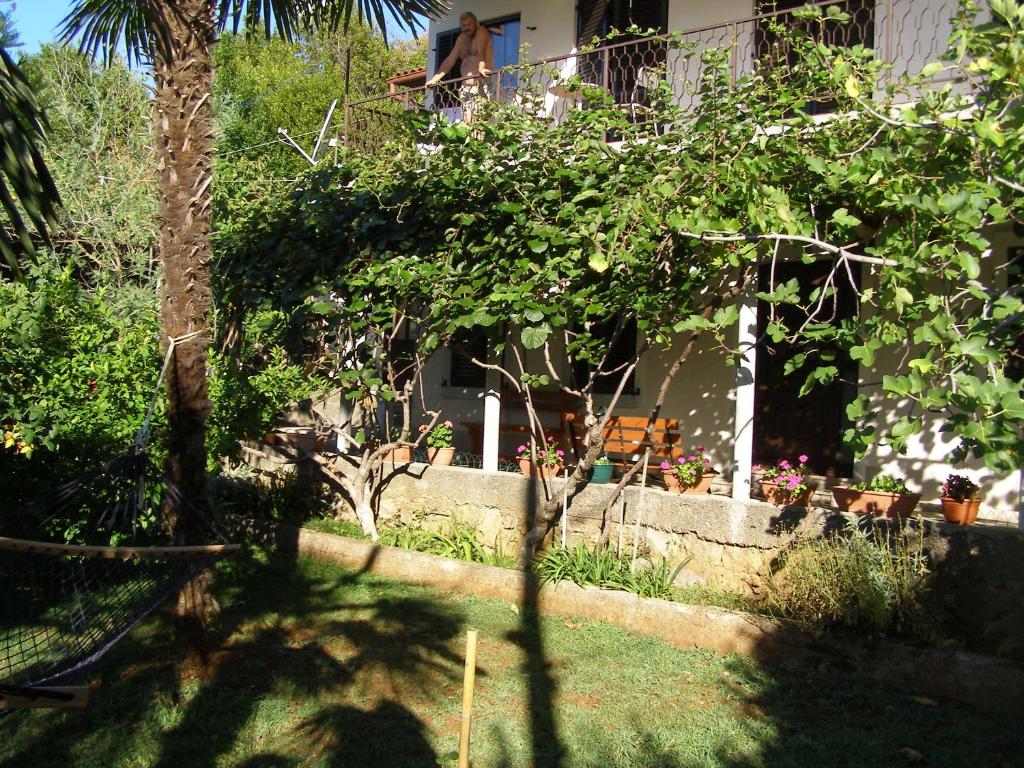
[832,486,921,518]
[662,470,717,494]
[387,446,412,464]
[759,480,817,507]
[940,497,980,525]
[518,458,563,480]
[427,446,455,466]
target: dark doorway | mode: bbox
[752,260,860,476]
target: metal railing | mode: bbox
[343,0,960,155]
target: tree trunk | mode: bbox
[151,0,217,668]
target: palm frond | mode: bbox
[59,0,159,68]
[0,47,60,281]
[215,0,450,45]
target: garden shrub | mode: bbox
[211,464,334,525]
[763,527,933,640]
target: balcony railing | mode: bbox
[343,0,960,155]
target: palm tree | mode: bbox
[60,0,445,661]
[0,45,60,279]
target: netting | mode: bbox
[0,539,232,690]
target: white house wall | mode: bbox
[857,226,1022,522]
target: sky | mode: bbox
[8,0,72,54]
[7,0,423,57]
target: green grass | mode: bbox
[1,550,1017,768]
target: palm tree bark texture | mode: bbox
[152,0,218,666]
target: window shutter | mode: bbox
[577,0,608,46]
[435,28,460,80]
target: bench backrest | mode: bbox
[567,414,683,462]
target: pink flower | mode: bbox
[779,460,791,469]
[556,449,565,457]
[517,444,527,454]
[753,464,763,472]
[444,420,453,428]
[538,451,546,458]
[798,454,808,464]
[660,461,671,469]
[677,456,685,464]
[787,478,800,490]
[697,446,705,452]
[687,455,696,462]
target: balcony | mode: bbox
[343,0,960,156]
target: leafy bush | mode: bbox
[533,543,686,600]
[0,255,162,532]
[206,308,321,469]
[762,527,932,639]
[211,465,334,525]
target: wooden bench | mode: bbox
[565,414,684,469]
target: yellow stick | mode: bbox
[458,628,479,768]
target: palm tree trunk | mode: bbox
[152,0,217,668]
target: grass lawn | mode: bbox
[1,549,1016,768]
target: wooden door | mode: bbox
[752,260,859,476]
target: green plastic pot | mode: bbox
[589,462,614,484]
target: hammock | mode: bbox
[0,537,238,709]
[0,331,240,710]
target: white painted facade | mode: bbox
[411,0,1021,524]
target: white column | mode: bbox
[482,359,501,474]
[731,288,758,500]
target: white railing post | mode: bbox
[731,287,758,500]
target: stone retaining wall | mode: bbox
[243,446,1024,659]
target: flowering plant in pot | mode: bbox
[832,473,920,518]
[939,474,981,525]
[419,420,455,466]
[589,455,614,484]
[516,436,565,478]
[660,447,716,494]
[756,456,815,506]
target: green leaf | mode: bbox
[844,75,861,99]
[528,240,549,254]
[831,208,862,228]
[521,325,551,349]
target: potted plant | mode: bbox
[832,474,921,518]
[756,456,816,506]
[589,455,614,484]
[660,447,717,494]
[940,474,981,525]
[516,436,565,480]
[420,420,455,466]
[386,426,412,464]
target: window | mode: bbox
[448,329,488,388]
[573,318,638,395]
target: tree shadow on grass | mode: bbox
[1,546,465,768]
[507,465,567,768]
